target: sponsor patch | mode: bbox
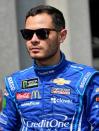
[2,97,6,109]
[7,77,15,91]
[31,90,41,99]
[51,88,70,95]
[96,88,99,93]
[24,114,69,128]
[4,89,9,96]
[22,78,38,89]
[16,92,31,100]
[96,97,99,102]
[52,78,71,85]
[80,72,91,88]
[51,97,72,104]
[95,105,99,108]
[21,101,40,107]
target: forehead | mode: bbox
[25,13,54,29]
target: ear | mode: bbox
[59,29,67,43]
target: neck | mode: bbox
[36,52,61,66]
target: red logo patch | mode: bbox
[51,88,70,95]
[96,97,99,102]
[16,92,31,100]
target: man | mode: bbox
[0,5,99,131]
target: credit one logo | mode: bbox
[23,114,69,128]
[31,90,41,99]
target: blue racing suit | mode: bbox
[0,53,99,131]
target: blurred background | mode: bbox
[0,0,99,88]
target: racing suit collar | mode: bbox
[33,52,67,76]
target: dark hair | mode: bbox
[25,5,65,31]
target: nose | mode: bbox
[31,33,39,42]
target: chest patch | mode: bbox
[51,88,71,95]
[22,78,38,89]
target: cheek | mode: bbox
[49,37,60,49]
[25,41,30,49]
[45,40,59,53]
[49,33,60,46]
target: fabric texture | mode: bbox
[0,53,99,131]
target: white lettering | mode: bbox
[25,119,69,128]
[51,98,72,104]
[21,101,40,107]
[80,72,91,88]
[8,77,15,91]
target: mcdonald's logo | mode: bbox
[31,90,41,99]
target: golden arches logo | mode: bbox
[31,90,41,99]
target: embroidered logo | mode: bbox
[31,90,41,99]
[22,78,38,89]
[52,78,71,85]
[96,97,99,102]
[16,92,31,100]
[51,88,70,95]
[96,88,99,93]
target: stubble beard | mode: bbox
[28,47,59,62]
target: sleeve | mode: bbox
[86,74,99,130]
[0,82,21,130]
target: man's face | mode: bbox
[25,13,65,61]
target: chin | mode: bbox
[30,54,44,60]
[29,51,49,60]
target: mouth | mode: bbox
[29,47,41,53]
